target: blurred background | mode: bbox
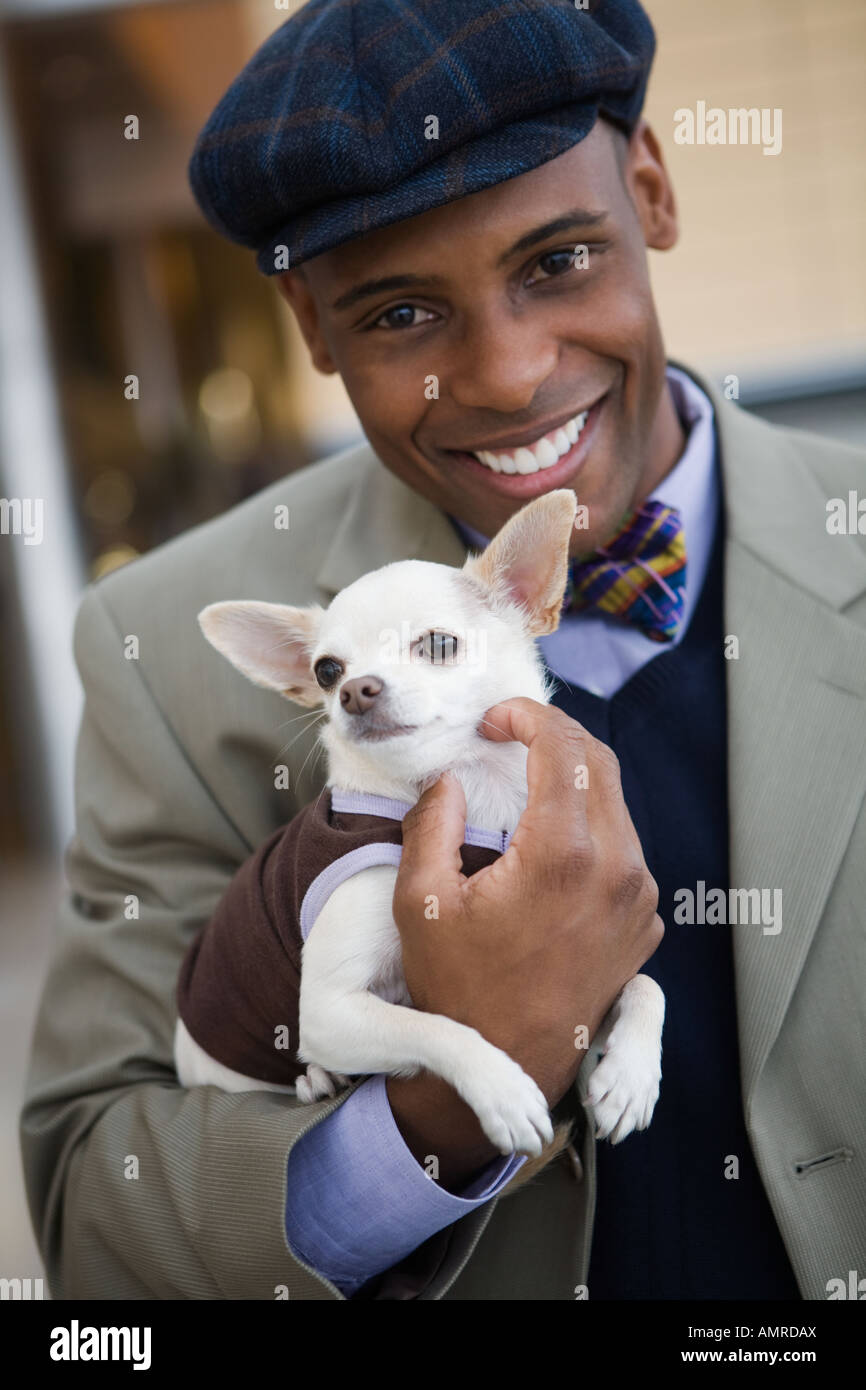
[0,0,863,1286]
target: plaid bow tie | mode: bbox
[562,500,687,643]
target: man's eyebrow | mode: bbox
[496,210,609,266]
[328,210,608,312]
[329,273,448,313]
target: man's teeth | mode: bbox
[473,409,589,473]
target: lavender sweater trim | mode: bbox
[330,785,511,852]
[299,842,404,943]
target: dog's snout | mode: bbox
[340,674,384,715]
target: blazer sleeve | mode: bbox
[18,584,497,1300]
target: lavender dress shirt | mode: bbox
[284,365,717,1296]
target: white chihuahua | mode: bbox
[174,489,664,1166]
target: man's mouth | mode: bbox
[463,405,592,475]
[440,393,608,498]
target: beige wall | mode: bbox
[643,0,865,385]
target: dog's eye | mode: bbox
[314,657,343,690]
[419,631,458,664]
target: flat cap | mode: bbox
[189,0,655,275]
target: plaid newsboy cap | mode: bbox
[189,0,655,275]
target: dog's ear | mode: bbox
[462,490,578,636]
[197,600,325,706]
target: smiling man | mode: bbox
[278,115,683,561]
[20,0,866,1305]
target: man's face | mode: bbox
[278,118,680,556]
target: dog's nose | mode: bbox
[340,675,384,715]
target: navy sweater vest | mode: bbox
[546,487,801,1300]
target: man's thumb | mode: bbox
[396,770,467,895]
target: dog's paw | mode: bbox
[453,1048,554,1157]
[295,1063,351,1104]
[585,1034,661,1144]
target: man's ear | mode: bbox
[462,490,577,636]
[198,600,325,706]
[622,119,678,252]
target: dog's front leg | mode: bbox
[583,974,665,1143]
[299,866,554,1157]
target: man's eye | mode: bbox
[528,247,591,283]
[372,304,434,330]
[418,632,458,664]
[314,657,343,690]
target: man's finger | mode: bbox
[394,771,467,921]
[481,696,642,853]
[479,697,591,850]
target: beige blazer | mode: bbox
[20,362,866,1300]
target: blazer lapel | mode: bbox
[696,369,866,1110]
[315,450,467,596]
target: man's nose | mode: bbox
[340,675,384,715]
[445,309,559,412]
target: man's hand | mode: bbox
[386,697,663,1188]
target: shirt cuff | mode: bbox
[285,1072,527,1295]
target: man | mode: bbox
[20,0,866,1301]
